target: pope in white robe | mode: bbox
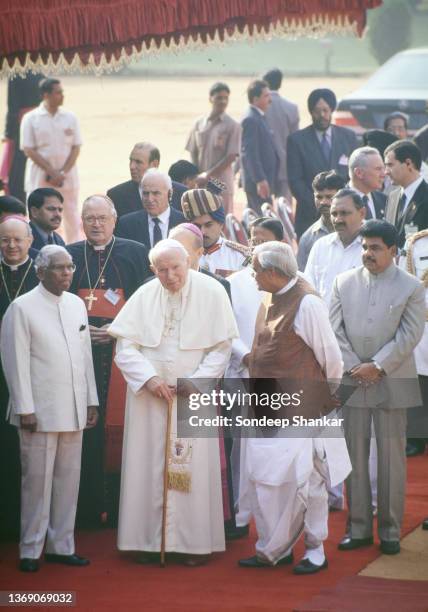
[108,239,238,563]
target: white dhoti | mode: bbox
[248,434,350,565]
[19,430,83,559]
[246,437,313,565]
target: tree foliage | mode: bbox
[368,0,412,65]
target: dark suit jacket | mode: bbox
[115,206,185,248]
[372,191,387,220]
[386,180,428,248]
[240,106,278,194]
[346,187,386,220]
[29,221,66,251]
[107,179,186,218]
[287,124,358,237]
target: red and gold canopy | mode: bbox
[1,0,382,77]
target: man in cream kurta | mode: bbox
[109,239,238,564]
[239,242,351,574]
[0,245,98,572]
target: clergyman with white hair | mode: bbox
[108,238,238,566]
[115,168,184,248]
[0,245,99,573]
[348,146,387,219]
[238,241,351,574]
[66,194,152,528]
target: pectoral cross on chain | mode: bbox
[85,292,98,311]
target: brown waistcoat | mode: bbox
[249,277,326,382]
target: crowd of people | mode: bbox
[1,71,428,578]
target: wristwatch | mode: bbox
[373,361,385,375]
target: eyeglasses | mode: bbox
[0,237,28,246]
[82,215,111,225]
[48,264,76,272]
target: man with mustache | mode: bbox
[304,189,366,308]
[331,220,425,555]
[297,171,346,271]
[28,188,66,249]
[287,88,358,237]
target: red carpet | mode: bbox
[294,576,428,611]
[0,455,427,612]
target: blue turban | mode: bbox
[307,88,337,113]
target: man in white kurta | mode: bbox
[225,218,285,528]
[0,245,98,572]
[21,78,82,243]
[108,239,238,564]
[239,242,351,573]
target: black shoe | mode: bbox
[135,552,160,564]
[293,558,328,575]
[422,518,428,531]
[45,553,90,566]
[238,552,293,568]
[380,540,400,555]
[19,558,39,572]
[225,524,250,540]
[406,441,425,457]
[338,535,373,551]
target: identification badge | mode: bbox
[104,288,120,306]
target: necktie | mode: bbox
[47,234,54,244]
[152,217,162,246]
[362,195,373,220]
[320,132,331,164]
[397,191,407,220]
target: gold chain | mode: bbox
[83,236,116,293]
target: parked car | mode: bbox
[333,48,428,137]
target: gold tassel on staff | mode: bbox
[160,398,173,568]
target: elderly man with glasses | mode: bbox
[67,195,152,528]
[0,245,99,572]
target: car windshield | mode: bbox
[364,52,428,90]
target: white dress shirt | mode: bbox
[21,103,82,193]
[304,232,363,307]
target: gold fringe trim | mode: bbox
[1,15,360,78]
[168,470,191,493]
[405,228,428,321]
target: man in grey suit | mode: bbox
[240,79,278,216]
[262,69,299,200]
[330,220,425,555]
[287,88,358,238]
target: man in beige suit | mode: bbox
[0,245,99,572]
[330,220,425,555]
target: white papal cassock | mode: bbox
[109,270,238,554]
